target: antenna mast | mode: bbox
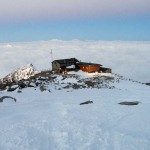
[51,49,53,62]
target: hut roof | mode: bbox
[52,58,79,64]
[77,62,102,66]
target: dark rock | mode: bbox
[81,85,86,88]
[72,83,81,89]
[80,100,93,105]
[39,85,47,92]
[7,86,18,92]
[63,85,70,89]
[77,80,82,83]
[84,81,95,88]
[118,101,140,106]
[146,83,150,86]
[28,84,35,87]
[17,90,22,93]
[38,77,47,81]
[35,82,40,86]
[0,96,16,103]
[18,81,27,89]
[0,83,9,91]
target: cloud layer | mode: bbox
[0,0,150,22]
[0,40,150,82]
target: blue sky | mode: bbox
[0,0,150,42]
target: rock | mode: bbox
[118,101,140,106]
[146,83,150,86]
[18,81,27,89]
[0,64,37,85]
[39,85,47,92]
[0,96,16,103]
[17,90,22,93]
[38,77,47,81]
[7,86,18,92]
[84,81,95,88]
[72,83,81,89]
[80,100,93,105]
[28,82,35,87]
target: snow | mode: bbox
[66,65,75,69]
[0,40,150,149]
[68,70,113,78]
[0,72,150,150]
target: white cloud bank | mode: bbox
[0,40,150,82]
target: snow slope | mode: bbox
[0,71,150,150]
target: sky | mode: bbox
[0,0,150,42]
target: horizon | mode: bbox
[0,0,150,42]
[0,38,150,44]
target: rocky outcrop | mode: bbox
[0,66,143,93]
[0,64,37,85]
[0,64,38,90]
[0,71,116,92]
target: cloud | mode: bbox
[3,44,13,48]
[0,40,150,82]
[0,0,150,22]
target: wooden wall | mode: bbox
[78,64,100,73]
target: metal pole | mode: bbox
[51,49,53,62]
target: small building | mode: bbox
[52,58,111,73]
[100,67,112,73]
[52,58,79,72]
[76,62,102,73]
